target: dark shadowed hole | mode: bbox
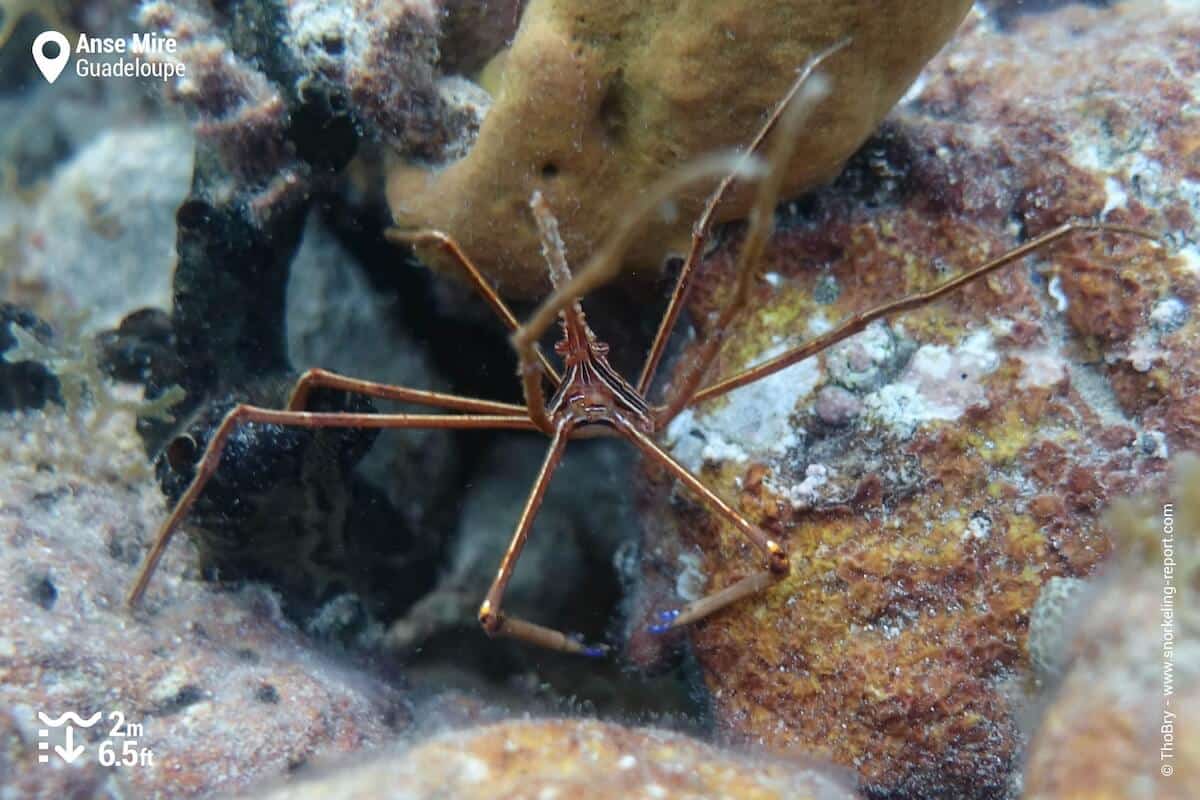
[541,162,559,179]
[597,74,630,145]
[154,685,206,716]
[29,575,57,610]
[166,434,199,471]
[175,200,213,231]
[255,684,279,704]
[320,33,344,54]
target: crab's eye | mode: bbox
[165,434,199,471]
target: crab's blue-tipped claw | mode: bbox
[568,633,610,658]
[648,608,681,634]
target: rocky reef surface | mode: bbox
[629,1,1198,797]
[0,1,1195,799]
[239,717,859,800]
[0,407,410,798]
[1023,455,1200,799]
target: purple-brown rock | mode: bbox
[630,3,1197,798]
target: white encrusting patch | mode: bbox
[664,343,821,472]
[805,310,833,337]
[458,753,491,783]
[1016,349,1069,390]
[1179,244,1200,277]
[1102,176,1128,214]
[1150,296,1188,331]
[963,514,992,542]
[1047,275,1069,312]
[675,550,707,602]
[1125,330,1165,372]
[864,329,1000,437]
[764,463,831,509]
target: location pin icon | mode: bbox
[33,31,71,84]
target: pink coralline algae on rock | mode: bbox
[139,0,451,154]
[135,0,469,225]
[0,409,409,799]
[283,0,447,152]
[239,717,859,800]
[628,2,1197,798]
[1023,455,1200,799]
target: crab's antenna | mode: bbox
[530,191,596,356]
[512,152,768,353]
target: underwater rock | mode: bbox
[439,0,524,75]
[240,717,859,800]
[19,124,193,332]
[1025,575,1087,686]
[283,0,448,156]
[1024,572,1199,798]
[387,435,636,653]
[287,214,458,542]
[0,303,59,411]
[136,0,463,396]
[389,0,974,298]
[0,407,410,798]
[629,3,1196,798]
[1024,455,1200,799]
[141,0,470,167]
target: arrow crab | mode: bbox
[126,42,1152,656]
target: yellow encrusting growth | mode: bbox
[388,0,974,298]
[0,0,72,51]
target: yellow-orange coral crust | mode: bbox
[388,0,973,298]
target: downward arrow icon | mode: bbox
[54,726,85,764]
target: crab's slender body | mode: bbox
[124,42,1155,657]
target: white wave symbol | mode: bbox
[38,711,103,727]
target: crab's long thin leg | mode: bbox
[477,421,607,656]
[514,336,554,433]
[668,222,1159,415]
[126,406,538,609]
[613,415,789,631]
[637,39,850,397]
[652,62,835,425]
[286,367,529,415]
[386,228,561,386]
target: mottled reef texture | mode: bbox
[629,3,1197,799]
[390,0,974,298]
[0,408,410,798]
[1023,455,1200,799]
[242,717,858,800]
[3,2,1196,798]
